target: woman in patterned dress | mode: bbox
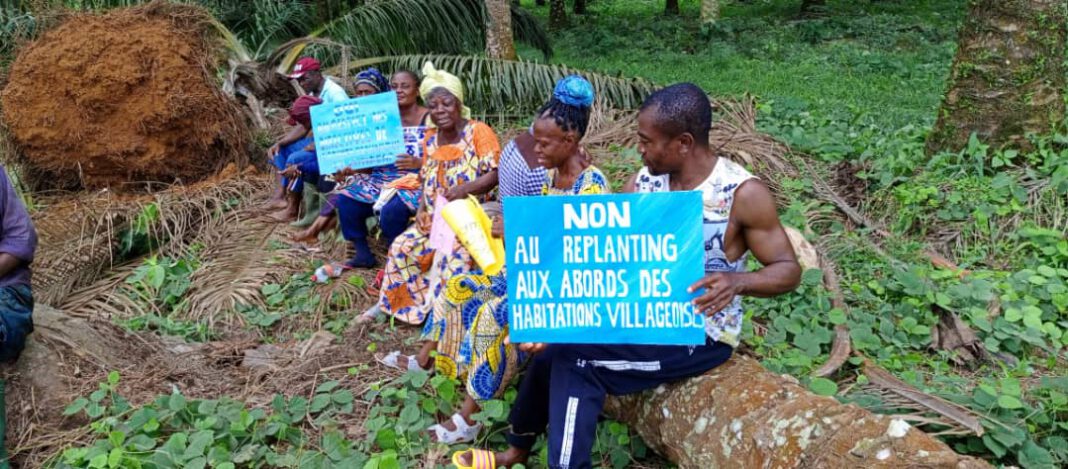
[383,76,608,444]
[329,70,429,267]
[362,62,502,324]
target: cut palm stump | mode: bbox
[605,354,990,468]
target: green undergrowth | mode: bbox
[521,0,964,130]
[51,366,648,469]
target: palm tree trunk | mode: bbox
[926,0,1066,155]
[549,0,567,29]
[485,0,518,60]
[701,0,719,23]
[665,0,680,15]
[605,355,991,468]
[575,0,588,15]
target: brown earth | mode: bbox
[0,2,251,191]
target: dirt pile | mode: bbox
[0,2,251,190]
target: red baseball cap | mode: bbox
[288,57,321,79]
[287,95,323,127]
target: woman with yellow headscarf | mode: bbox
[360,62,502,329]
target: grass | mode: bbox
[519,0,964,130]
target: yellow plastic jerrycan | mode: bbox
[441,196,505,275]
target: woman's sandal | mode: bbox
[374,351,429,372]
[365,269,385,296]
[451,448,495,469]
[428,413,482,444]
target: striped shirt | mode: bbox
[498,137,547,198]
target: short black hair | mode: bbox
[537,98,591,138]
[639,83,711,146]
[394,69,420,86]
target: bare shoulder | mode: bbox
[732,178,780,228]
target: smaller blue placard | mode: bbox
[311,91,405,174]
[504,192,707,346]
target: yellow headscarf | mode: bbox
[419,61,472,123]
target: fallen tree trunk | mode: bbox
[605,354,990,468]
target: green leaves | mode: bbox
[809,378,839,396]
[997,395,1024,410]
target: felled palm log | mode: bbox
[604,354,990,468]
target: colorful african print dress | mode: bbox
[378,121,501,324]
[428,164,609,404]
[339,125,426,211]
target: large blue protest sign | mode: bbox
[311,91,405,174]
[504,192,707,346]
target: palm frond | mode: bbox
[346,54,655,113]
[30,175,267,305]
[183,211,285,328]
[851,359,987,437]
[274,0,483,73]
[59,260,149,319]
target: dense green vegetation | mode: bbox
[526,0,964,129]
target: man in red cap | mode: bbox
[288,57,349,104]
[264,57,348,217]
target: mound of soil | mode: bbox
[0,2,251,190]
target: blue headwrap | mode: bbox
[553,75,595,108]
[354,67,389,93]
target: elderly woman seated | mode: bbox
[360,62,502,326]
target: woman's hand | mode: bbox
[491,215,504,239]
[267,143,281,160]
[416,209,432,234]
[396,154,423,171]
[279,165,300,179]
[504,335,548,354]
[445,184,470,201]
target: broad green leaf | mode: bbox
[1018,440,1055,469]
[310,394,332,413]
[997,395,1024,409]
[399,403,421,425]
[107,447,122,468]
[827,308,847,325]
[64,397,89,416]
[89,453,108,469]
[809,378,838,396]
[146,264,166,290]
[316,381,340,394]
[332,390,354,405]
[1005,307,1023,322]
[108,430,126,449]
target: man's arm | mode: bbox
[689,179,800,315]
[0,169,37,278]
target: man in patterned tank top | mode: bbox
[454,84,802,469]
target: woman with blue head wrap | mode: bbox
[327,67,426,267]
[386,75,608,448]
[353,67,390,96]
